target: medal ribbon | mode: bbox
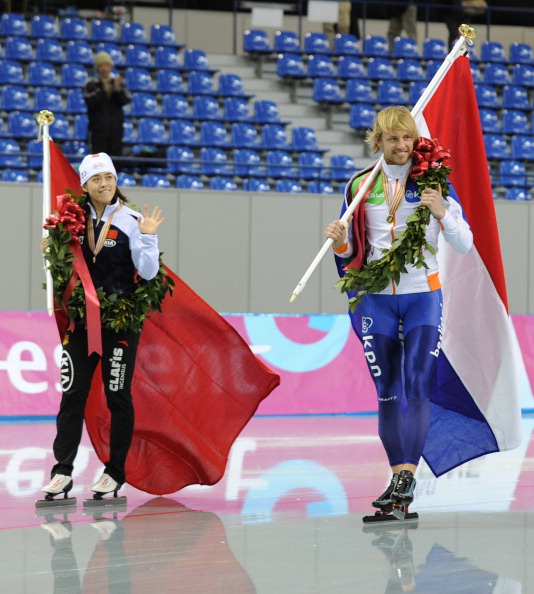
[382,170,407,224]
[87,202,122,262]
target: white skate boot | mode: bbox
[84,473,126,508]
[36,474,76,508]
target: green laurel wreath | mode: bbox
[334,159,451,312]
[44,192,174,333]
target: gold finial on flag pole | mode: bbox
[36,109,55,125]
[459,24,476,44]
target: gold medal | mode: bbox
[386,215,394,224]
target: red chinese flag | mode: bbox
[49,140,82,213]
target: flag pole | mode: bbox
[289,25,476,303]
[37,109,56,316]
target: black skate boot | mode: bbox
[372,474,399,511]
[391,470,417,520]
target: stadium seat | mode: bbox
[509,42,534,65]
[298,152,325,179]
[209,176,238,191]
[345,78,374,103]
[182,49,218,73]
[95,42,124,66]
[62,140,89,161]
[261,124,289,150]
[367,57,396,80]
[266,150,294,178]
[36,38,64,63]
[313,78,344,104]
[60,17,89,40]
[501,109,530,134]
[154,46,181,69]
[425,60,442,81]
[28,61,58,86]
[350,103,375,130]
[5,36,33,61]
[138,117,167,144]
[479,108,501,133]
[192,95,221,120]
[130,92,159,117]
[117,172,137,187]
[273,30,302,53]
[337,55,366,79]
[363,35,389,57]
[142,174,170,188]
[408,81,427,104]
[156,69,184,93]
[60,63,88,88]
[151,24,182,48]
[307,180,334,194]
[1,168,29,183]
[475,84,500,108]
[199,147,231,175]
[26,139,43,169]
[73,114,89,140]
[393,37,420,59]
[125,67,153,91]
[34,87,64,112]
[470,63,483,83]
[422,38,447,60]
[504,187,531,201]
[169,119,201,146]
[307,54,336,78]
[92,19,119,42]
[125,44,153,68]
[397,58,425,81]
[224,97,251,122]
[231,122,261,148]
[233,148,263,177]
[0,139,24,167]
[161,94,189,118]
[176,175,204,190]
[66,40,93,64]
[512,64,534,88]
[499,160,527,186]
[292,127,327,153]
[483,134,509,159]
[167,145,197,174]
[30,15,57,38]
[333,33,360,56]
[274,179,302,193]
[481,41,508,63]
[329,154,355,181]
[0,60,25,84]
[187,70,215,95]
[1,13,28,36]
[277,53,307,79]
[484,63,511,86]
[217,73,255,98]
[304,32,331,55]
[200,121,229,147]
[242,178,270,192]
[243,29,272,54]
[1,85,31,111]
[511,134,534,160]
[377,80,406,105]
[253,100,288,124]
[121,22,148,45]
[50,114,71,140]
[502,85,529,109]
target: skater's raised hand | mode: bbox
[138,205,165,235]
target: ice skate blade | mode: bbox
[35,496,77,509]
[362,510,418,525]
[83,495,127,508]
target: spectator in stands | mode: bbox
[324,2,361,46]
[83,51,131,158]
[387,0,418,53]
[443,0,487,49]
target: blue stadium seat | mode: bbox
[298,152,325,179]
[129,92,159,117]
[30,15,57,38]
[34,87,64,112]
[303,32,331,55]
[92,19,119,42]
[509,42,534,65]
[169,119,201,146]
[253,100,288,124]
[242,178,270,192]
[329,154,355,181]
[0,139,24,167]
[217,73,255,98]
[243,29,272,54]
[502,109,529,134]
[5,36,33,61]
[167,145,197,174]
[363,35,389,57]
[176,175,204,190]
[209,176,238,191]
[161,94,190,118]
[73,114,89,140]
[50,114,71,140]
[277,53,307,78]
[499,160,527,187]
[26,139,43,169]
[484,63,511,86]
[470,63,482,83]
[125,44,153,68]
[1,13,28,36]
[292,127,327,153]
[377,80,406,105]
[231,122,261,148]
[182,49,218,73]
[125,67,153,91]
[117,172,137,187]
[60,63,88,88]
[233,148,263,176]
[62,140,89,161]
[156,69,184,93]
[154,46,181,69]
[138,117,167,144]
[266,150,294,178]
[313,78,344,104]
[0,60,24,84]
[224,97,251,122]
[307,54,336,78]
[422,38,447,60]
[273,30,302,53]
[192,95,221,120]
[397,58,425,81]
[28,61,58,86]
[151,24,182,48]
[511,134,534,160]
[484,134,509,159]
[261,124,289,150]
[200,120,229,146]
[337,55,365,79]
[274,179,302,193]
[350,103,375,130]
[502,85,529,109]
[121,22,148,45]
[481,41,508,63]
[475,84,500,108]
[66,40,93,64]
[425,60,441,81]
[1,85,30,111]
[36,38,64,63]
[408,81,427,104]
[479,108,501,133]
[307,180,334,194]
[504,188,531,201]
[345,78,374,103]
[95,42,124,66]
[199,147,231,175]
[60,17,89,40]
[187,70,215,95]
[142,174,170,188]
[367,57,396,80]
[393,37,420,59]
[1,168,29,183]
[512,64,534,88]
[333,33,360,56]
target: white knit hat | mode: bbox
[79,153,117,185]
